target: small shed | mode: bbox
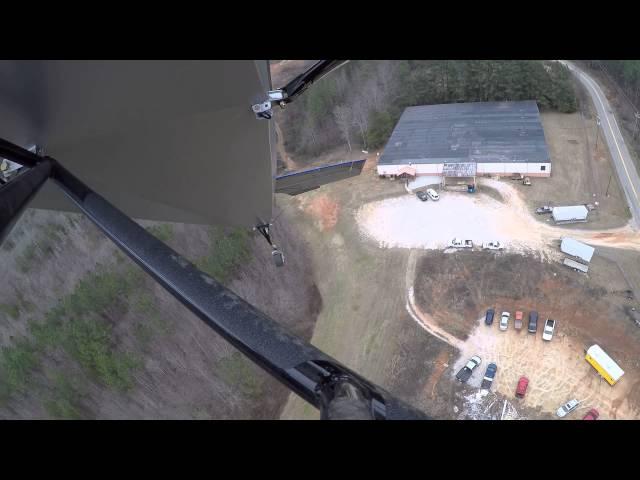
[552,205,589,224]
[561,237,595,263]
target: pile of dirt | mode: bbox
[304,194,340,231]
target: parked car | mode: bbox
[542,318,556,341]
[556,399,580,418]
[481,363,497,390]
[515,376,529,398]
[482,241,503,250]
[582,408,599,420]
[485,308,495,326]
[416,190,429,201]
[536,206,553,215]
[426,188,440,201]
[528,311,538,334]
[522,176,531,186]
[450,238,473,248]
[514,311,523,330]
[455,355,482,383]
[499,311,510,331]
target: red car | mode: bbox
[583,408,599,420]
[515,376,529,398]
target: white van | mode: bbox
[426,188,439,201]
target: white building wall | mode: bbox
[378,162,551,177]
[376,163,443,176]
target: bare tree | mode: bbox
[333,105,353,152]
[334,68,350,99]
[377,60,396,100]
[352,96,370,150]
[364,77,384,112]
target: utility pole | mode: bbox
[595,115,601,150]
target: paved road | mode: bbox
[561,60,640,229]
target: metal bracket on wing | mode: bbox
[252,90,287,120]
[254,222,285,267]
[252,60,349,120]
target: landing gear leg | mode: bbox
[254,223,285,267]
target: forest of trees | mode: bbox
[279,60,578,160]
[599,60,640,107]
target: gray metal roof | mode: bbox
[561,237,595,263]
[378,101,550,165]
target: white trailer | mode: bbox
[563,258,589,273]
[561,237,595,263]
[552,205,589,224]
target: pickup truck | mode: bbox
[482,241,503,250]
[481,363,497,390]
[535,206,553,215]
[514,311,523,330]
[450,238,473,249]
[556,399,580,418]
[455,355,482,383]
[542,318,556,341]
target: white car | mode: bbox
[482,241,503,250]
[556,399,580,418]
[542,319,556,341]
[426,188,440,201]
[499,312,510,331]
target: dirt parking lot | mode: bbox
[412,250,640,419]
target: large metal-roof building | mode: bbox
[377,100,551,179]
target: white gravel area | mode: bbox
[356,179,550,254]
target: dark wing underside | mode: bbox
[0,60,275,227]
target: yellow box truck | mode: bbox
[585,344,624,386]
